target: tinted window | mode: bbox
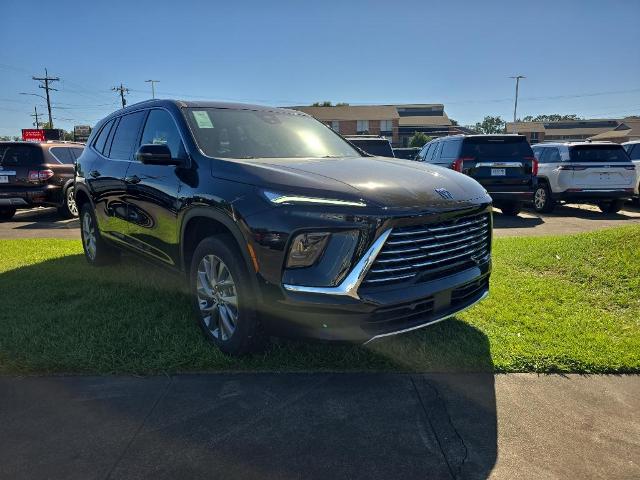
[461,136,534,159]
[140,109,185,159]
[70,148,84,160]
[441,140,460,158]
[108,112,146,160]
[94,119,114,155]
[186,108,360,159]
[627,144,640,160]
[569,145,630,163]
[547,148,561,163]
[0,144,43,166]
[429,142,442,162]
[348,139,393,157]
[49,147,75,164]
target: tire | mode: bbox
[598,199,624,214]
[533,183,555,213]
[190,235,264,356]
[0,207,16,221]
[58,185,79,219]
[498,202,522,216]
[79,203,119,266]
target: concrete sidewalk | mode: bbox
[0,374,638,479]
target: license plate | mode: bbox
[0,175,8,183]
[491,168,506,176]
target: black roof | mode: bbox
[111,99,302,117]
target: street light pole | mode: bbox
[145,79,160,99]
[509,75,525,133]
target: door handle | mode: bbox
[124,175,141,184]
[89,170,101,178]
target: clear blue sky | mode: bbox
[1,0,638,136]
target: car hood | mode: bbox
[214,156,490,210]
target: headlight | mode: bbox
[287,232,331,268]
[264,190,366,207]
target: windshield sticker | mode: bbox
[193,111,214,129]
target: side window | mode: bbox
[533,148,545,163]
[139,109,185,159]
[418,143,430,161]
[547,148,561,163]
[430,142,443,162]
[630,144,640,160]
[93,119,114,155]
[49,147,75,164]
[441,140,460,159]
[108,112,147,160]
[70,148,84,160]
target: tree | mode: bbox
[521,114,581,122]
[449,118,459,126]
[408,131,433,148]
[474,116,506,134]
[310,101,349,107]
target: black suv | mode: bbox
[0,141,83,220]
[416,135,537,215]
[75,100,492,355]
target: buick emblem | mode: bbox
[434,188,454,200]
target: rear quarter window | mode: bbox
[49,147,75,164]
[569,145,630,162]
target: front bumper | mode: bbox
[265,255,491,343]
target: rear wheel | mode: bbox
[80,203,119,266]
[533,183,555,213]
[0,207,16,221]
[498,202,522,216]
[58,185,79,218]
[598,199,624,214]
[190,235,264,356]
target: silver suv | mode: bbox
[531,142,635,213]
[622,140,640,204]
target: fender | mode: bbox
[179,206,262,301]
[73,182,96,210]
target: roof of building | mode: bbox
[290,105,399,121]
[588,129,632,140]
[507,122,545,133]
[398,114,451,127]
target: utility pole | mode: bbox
[32,68,59,128]
[112,83,129,108]
[145,79,160,99]
[30,106,42,128]
[509,75,525,133]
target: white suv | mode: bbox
[531,142,636,213]
[622,140,640,203]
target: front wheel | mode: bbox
[598,199,624,214]
[58,185,79,218]
[0,207,16,221]
[533,184,555,213]
[80,203,119,266]
[190,235,264,356]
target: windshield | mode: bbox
[569,145,630,162]
[461,137,534,159]
[185,108,361,159]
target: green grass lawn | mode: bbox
[1,226,638,374]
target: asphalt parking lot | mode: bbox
[1,203,639,240]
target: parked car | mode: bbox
[344,135,394,157]
[531,142,635,213]
[0,141,83,220]
[393,147,421,160]
[75,100,492,355]
[622,140,640,204]
[415,135,536,216]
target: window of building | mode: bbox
[331,121,340,133]
[380,120,393,133]
[356,120,369,134]
[530,132,539,144]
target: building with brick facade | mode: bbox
[506,117,640,144]
[291,104,457,146]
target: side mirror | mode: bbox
[135,144,181,165]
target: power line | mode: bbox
[32,68,59,128]
[111,83,130,108]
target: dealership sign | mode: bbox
[22,129,46,141]
[74,125,91,142]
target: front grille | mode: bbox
[362,297,435,335]
[363,213,491,287]
[451,276,489,307]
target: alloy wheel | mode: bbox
[67,187,78,216]
[82,211,97,260]
[534,187,546,210]
[196,254,238,341]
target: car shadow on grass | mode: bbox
[0,252,497,478]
